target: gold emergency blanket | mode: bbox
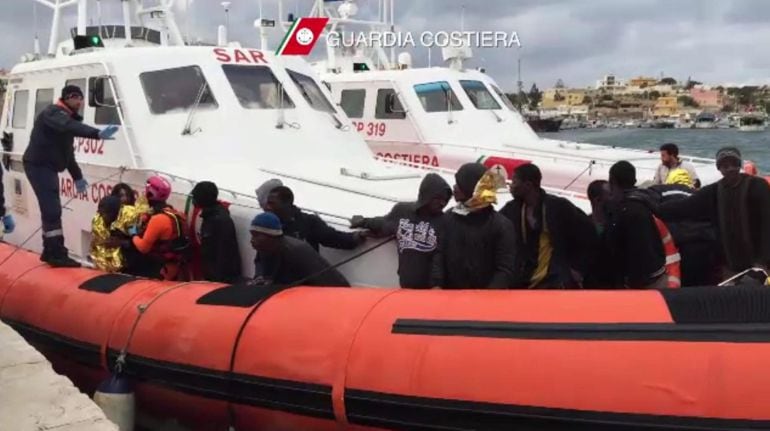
[453,165,508,215]
[89,196,150,272]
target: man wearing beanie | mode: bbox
[250,212,349,287]
[659,147,770,278]
[435,163,515,289]
[23,85,119,267]
[191,181,241,283]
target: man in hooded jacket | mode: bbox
[350,173,452,288]
[434,163,516,289]
[191,181,242,283]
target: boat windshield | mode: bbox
[140,66,217,115]
[460,80,501,110]
[222,65,294,110]
[414,81,463,113]
[490,84,517,111]
[742,116,765,126]
[287,70,336,114]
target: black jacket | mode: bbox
[199,204,242,283]
[357,173,450,289]
[436,207,516,289]
[659,175,770,272]
[261,236,350,287]
[282,206,360,252]
[500,191,597,288]
[604,189,666,288]
[361,202,445,289]
[647,184,716,245]
[23,104,100,179]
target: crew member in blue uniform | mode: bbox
[23,85,118,267]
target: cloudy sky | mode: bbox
[3,0,770,91]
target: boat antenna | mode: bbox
[389,0,395,67]
[97,0,103,39]
[221,2,231,35]
[32,1,41,57]
[461,4,465,31]
[184,0,190,44]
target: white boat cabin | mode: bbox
[0,19,465,286]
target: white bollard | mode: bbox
[93,375,135,431]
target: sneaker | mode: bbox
[44,255,82,268]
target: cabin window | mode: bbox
[340,89,365,118]
[222,65,294,110]
[11,90,29,129]
[287,70,336,114]
[460,80,501,110]
[375,89,406,119]
[65,79,86,115]
[34,89,54,119]
[490,84,516,111]
[414,81,463,113]
[85,77,121,125]
[139,66,217,115]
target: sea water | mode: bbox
[544,128,770,173]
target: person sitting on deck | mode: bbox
[249,212,349,287]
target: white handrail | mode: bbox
[4,155,355,226]
[374,139,714,169]
[373,155,590,201]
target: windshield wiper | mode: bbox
[444,87,455,125]
[182,82,209,136]
[276,81,300,130]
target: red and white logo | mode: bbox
[275,18,329,56]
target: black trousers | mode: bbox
[24,163,66,256]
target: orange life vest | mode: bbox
[653,216,681,288]
[138,207,190,263]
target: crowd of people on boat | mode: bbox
[9,84,770,289]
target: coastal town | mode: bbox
[513,74,770,131]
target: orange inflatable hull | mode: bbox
[2,242,770,431]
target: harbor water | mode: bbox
[542,128,770,173]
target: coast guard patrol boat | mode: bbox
[303,0,721,192]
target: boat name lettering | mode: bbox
[377,152,439,167]
[74,137,105,155]
[60,177,113,204]
[213,48,268,65]
[352,121,387,137]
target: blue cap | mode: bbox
[250,212,283,236]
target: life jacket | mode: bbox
[139,207,190,263]
[653,216,681,288]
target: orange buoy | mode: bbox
[2,242,770,430]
